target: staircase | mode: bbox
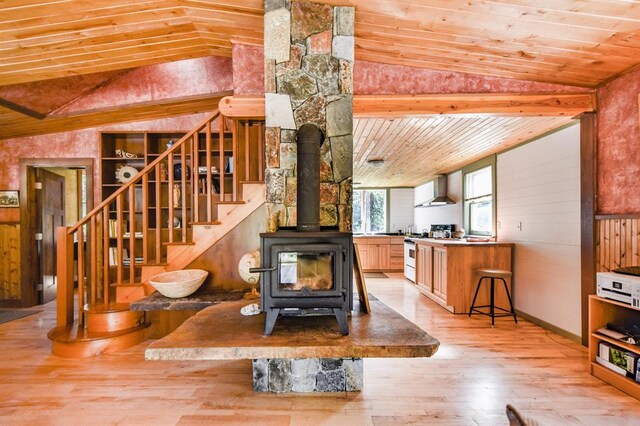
[49,109,266,357]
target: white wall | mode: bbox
[496,123,581,337]
[389,188,414,233]
[413,171,463,233]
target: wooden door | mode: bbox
[366,244,380,270]
[433,247,447,301]
[378,244,390,270]
[358,244,370,270]
[416,244,432,292]
[40,169,65,304]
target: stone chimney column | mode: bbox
[263,0,354,232]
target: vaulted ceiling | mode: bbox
[2,1,640,88]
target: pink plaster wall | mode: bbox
[354,61,590,94]
[596,68,640,214]
[232,43,264,95]
[0,70,124,115]
[57,56,233,113]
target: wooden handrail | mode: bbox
[67,109,221,234]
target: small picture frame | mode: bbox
[0,190,19,208]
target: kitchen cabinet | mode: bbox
[413,239,513,313]
[353,236,404,272]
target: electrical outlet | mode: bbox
[517,221,522,231]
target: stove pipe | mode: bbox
[296,124,324,232]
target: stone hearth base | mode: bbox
[253,357,362,393]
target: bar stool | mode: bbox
[469,269,517,326]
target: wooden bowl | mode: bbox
[149,269,208,298]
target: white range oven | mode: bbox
[404,239,416,282]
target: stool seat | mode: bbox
[476,269,512,278]
[469,268,517,326]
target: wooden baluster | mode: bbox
[155,164,162,263]
[77,226,85,324]
[232,119,238,201]
[206,121,213,222]
[168,149,174,242]
[116,194,124,286]
[142,173,149,264]
[56,227,74,327]
[192,133,200,223]
[180,142,188,242]
[102,206,110,302]
[90,215,97,304]
[128,185,136,284]
[219,117,225,201]
[244,121,250,182]
[258,122,264,181]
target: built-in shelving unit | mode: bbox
[589,295,640,400]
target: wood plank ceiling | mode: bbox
[2,1,640,87]
[353,115,574,187]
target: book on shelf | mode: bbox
[598,341,640,381]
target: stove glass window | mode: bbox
[278,252,335,291]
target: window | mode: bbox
[463,163,494,236]
[352,189,387,233]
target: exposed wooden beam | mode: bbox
[219,93,596,119]
[0,91,232,140]
[0,97,46,119]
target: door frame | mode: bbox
[19,158,94,307]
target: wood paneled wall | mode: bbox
[595,217,640,272]
[0,224,21,300]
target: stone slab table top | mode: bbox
[130,290,245,311]
[145,297,439,360]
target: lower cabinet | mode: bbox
[414,240,513,314]
[354,236,404,272]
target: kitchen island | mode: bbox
[408,237,514,314]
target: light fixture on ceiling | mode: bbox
[367,158,384,166]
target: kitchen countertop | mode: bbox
[405,237,513,246]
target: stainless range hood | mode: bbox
[414,175,456,208]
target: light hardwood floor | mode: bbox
[1,273,639,425]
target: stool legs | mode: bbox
[469,275,517,325]
[500,277,518,324]
[468,276,483,317]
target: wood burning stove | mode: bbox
[253,231,353,335]
[251,124,353,336]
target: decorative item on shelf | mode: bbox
[173,184,181,208]
[173,163,190,180]
[225,156,234,173]
[160,162,168,182]
[166,140,174,151]
[238,250,260,299]
[198,166,218,175]
[115,149,138,159]
[149,269,208,298]
[452,228,465,239]
[115,165,139,184]
[169,216,181,229]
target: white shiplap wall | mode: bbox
[496,122,581,337]
[389,188,414,233]
[414,171,463,233]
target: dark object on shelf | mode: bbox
[607,321,640,346]
[173,163,190,180]
[613,266,640,277]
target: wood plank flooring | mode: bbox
[1,273,639,425]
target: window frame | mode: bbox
[462,155,496,237]
[352,188,390,233]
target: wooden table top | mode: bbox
[145,296,440,360]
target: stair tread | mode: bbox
[47,322,149,343]
[110,283,144,287]
[240,180,264,184]
[83,302,131,314]
[190,221,221,225]
[213,200,245,205]
[163,241,195,246]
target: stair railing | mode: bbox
[55,111,265,327]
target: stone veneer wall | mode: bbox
[263,0,354,232]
